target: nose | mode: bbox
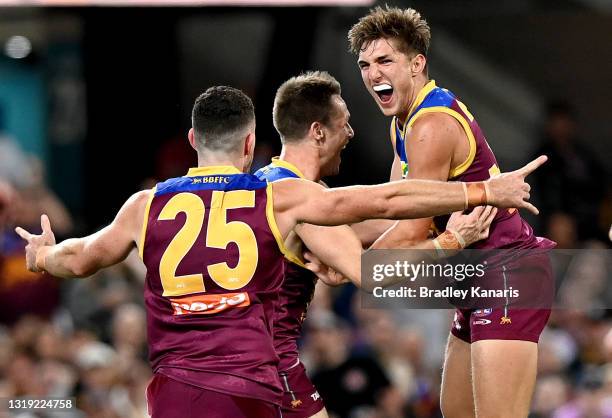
[369,64,382,83]
[347,123,355,139]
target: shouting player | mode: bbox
[349,6,556,418]
[255,71,499,418]
[16,86,541,418]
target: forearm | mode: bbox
[297,224,363,286]
[377,180,487,219]
[36,238,91,278]
[350,219,397,247]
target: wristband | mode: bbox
[432,229,465,258]
[446,228,467,248]
[432,236,446,258]
[465,182,488,208]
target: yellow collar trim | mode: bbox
[270,157,306,179]
[186,166,242,177]
[402,79,437,129]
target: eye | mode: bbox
[359,63,369,70]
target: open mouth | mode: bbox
[373,83,393,104]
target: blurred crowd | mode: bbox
[0,100,610,417]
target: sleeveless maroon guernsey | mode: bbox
[140,166,286,404]
[392,80,555,250]
[254,158,317,372]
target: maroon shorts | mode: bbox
[146,373,281,418]
[451,307,551,343]
[450,249,553,344]
[279,362,325,418]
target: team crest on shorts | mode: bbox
[291,399,303,408]
[500,316,512,325]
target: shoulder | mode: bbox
[116,189,154,222]
[271,178,324,210]
[407,112,464,150]
[127,189,154,209]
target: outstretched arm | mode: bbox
[272,156,544,238]
[16,190,150,278]
[303,206,497,288]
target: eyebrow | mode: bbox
[358,54,391,66]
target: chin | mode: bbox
[322,164,340,178]
[377,103,395,117]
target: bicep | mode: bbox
[80,191,148,271]
[275,180,376,230]
[390,115,456,239]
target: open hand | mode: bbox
[303,251,349,286]
[446,206,497,247]
[15,214,56,272]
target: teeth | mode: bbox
[373,84,392,92]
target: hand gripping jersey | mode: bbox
[140,166,291,405]
[391,80,554,250]
[254,158,318,372]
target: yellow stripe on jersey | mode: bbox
[186,165,242,176]
[390,117,397,146]
[265,183,307,268]
[138,186,157,260]
[270,157,307,179]
[401,80,438,137]
[407,106,477,179]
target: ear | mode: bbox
[244,131,256,156]
[188,128,198,151]
[309,121,325,145]
[411,54,427,76]
[242,132,256,173]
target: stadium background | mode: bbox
[0,1,610,416]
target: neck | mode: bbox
[196,150,246,173]
[279,141,322,182]
[397,76,430,124]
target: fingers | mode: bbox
[521,201,539,215]
[469,205,485,219]
[14,226,32,241]
[41,214,52,236]
[303,251,324,274]
[517,155,548,177]
[448,210,463,222]
[303,251,317,264]
[480,227,491,240]
[484,207,497,225]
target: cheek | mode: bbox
[361,70,370,85]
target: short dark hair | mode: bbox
[191,86,255,152]
[273,71,341,142]
[348,6,430,58]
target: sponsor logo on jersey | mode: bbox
[170,292,250,316]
